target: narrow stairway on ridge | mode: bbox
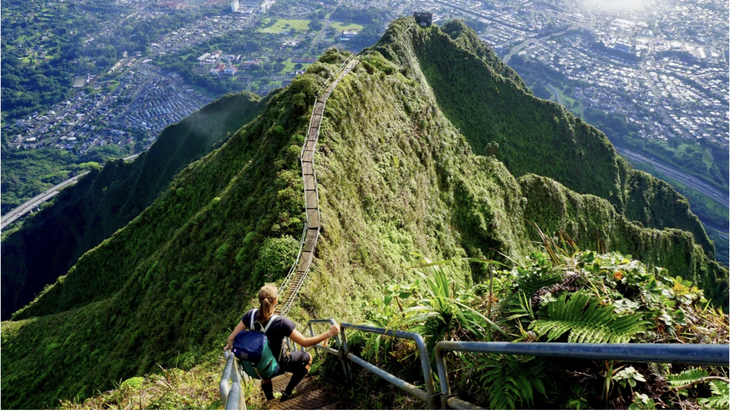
[252,56,359,410]
[275,56,360,317]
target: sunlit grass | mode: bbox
[258,19,311,34]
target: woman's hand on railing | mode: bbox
[328,324,341,338]
[224,342,232,352]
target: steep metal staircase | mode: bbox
[277,55,359,317]
[219,56,359,411]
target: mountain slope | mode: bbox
[2,20,726,409]
[388,19,714,259]
[1,92,263,320]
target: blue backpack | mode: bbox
[232,309,281,379]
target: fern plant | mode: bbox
[699,381,729,410]
[529,292,647,343]
[474,353,549,409]
[667,368,729,410]
[667,368,710,387]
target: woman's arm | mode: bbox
[288,324,340,348]
[224,320,247,351]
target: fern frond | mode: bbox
[515,273,563,296]
[530,293,646,343]
[667,368,709,387]
[699,381,729,409]
[478,354,549,409]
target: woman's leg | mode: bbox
[280,351,312,398]
[261,379,274,400]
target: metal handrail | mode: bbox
[280,58,359,316]
[315,53,355,97]
[220,352,247,410]
[278,96,320,303]
[340,323,439,409]
[308,319,349,378]
[434,342,730,409]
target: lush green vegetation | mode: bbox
[1,144,127,215]
[338,248,728,409]
[2,20,727,410]
[59,358,268,410]
[508,54,728,194]
[1,92,263,321]
[384,19,714,259]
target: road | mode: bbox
[547,84,562,105]
[503,24,579,65]
[308,0,341,55]
[615,146,729,208]
[1,172,90,231]
[0,153,141,231]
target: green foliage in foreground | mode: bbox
[344,249,728,409]
[2,19,728,409]
[58,359,267,411]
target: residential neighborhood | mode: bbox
[7,0,728,164]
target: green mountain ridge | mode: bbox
[2,18,726,409]
[1,92,264,320]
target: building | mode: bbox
[413,12,432,27]
[260,0,275,14]
[231,0,239,12]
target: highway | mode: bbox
[502,24,579,65]
[547,84,563,105]
[616,145,729,208]
[308,0,341,55]
[1,172,90,231]
[1,153,141,231]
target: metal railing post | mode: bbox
[309,323,318,357]
[340,326,352,381]
[341,323,437,409]
[308,319,349,379]
[434,344,452,409]
[220,352,233,404]
[413,332,438,410]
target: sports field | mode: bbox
[258,19,311,33]
[330,22,364,32]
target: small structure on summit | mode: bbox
[413,12,432,27]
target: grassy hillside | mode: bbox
[2,20,727,409]
[520,174,728,308]
[1,92,263,320]
[384,19,714,259]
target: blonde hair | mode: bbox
[256,283,278,323]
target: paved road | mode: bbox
[1,172,90,231]
[616,145,729,208]
[547,84,562,105]
[503,24,579,65]
[1,153,142,231]
[308,0,341,55]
